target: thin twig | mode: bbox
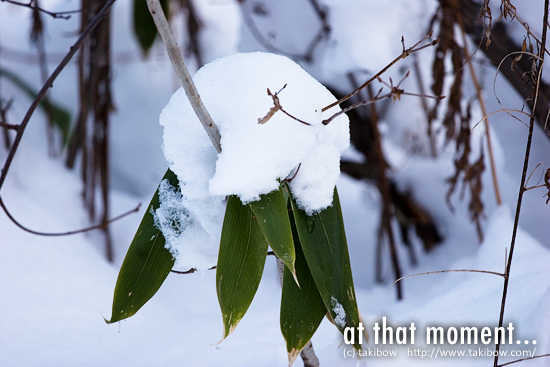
[492,51,541,127]
[171,251,276,274]
[498,353,550,367]
[471,108,530,131]
[456,1,502,206]
[322,90,442,125]
[258,85,311,126]
[0,121,19,130]
[390,268,505,289]
[0,0,81,19]
[494,1,549,366]
[322,33,439,112]
[146,0,222,153]
[0,196,140,236]
[0,0,116,192]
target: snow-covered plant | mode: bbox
[106,52,362,364]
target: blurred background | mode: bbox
[1,0,550,366]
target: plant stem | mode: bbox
[456,3,502,207]
[493,0,549,365]
[0,0,116,192]
[146,0,222,153]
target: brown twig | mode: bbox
[0,121,19,130]
[0,0,116,192]
[322,88,443,126]
[390,268,505,289]
[322,33,439,112]
[0,196,140,236]
[497,353,550,367]
[258,85,311,126]
[494,1,549,365]
[455,0,502,206]
[0,0,81,19]
[171,251,276,274]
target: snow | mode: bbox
[159,51,348,268]
[331,296,347,329]
[2,0,550,366]
[161,52,349,214]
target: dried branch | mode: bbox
[322,32,439,112]
[471,108,530,131]
[0,0,81,19]
[455,0,502,206]
[0,196,140,236]
[322,84,443,125]
[493,0,549,365]
[146,0,222,153]
[0,121,18,130]
[391,268,506,289]
[258,85,311,126]
[497,353,550,367]
[171,251,276,274]
[0,0,116,192]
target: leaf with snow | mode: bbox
[290,187,362,351]
[106,169,177,324]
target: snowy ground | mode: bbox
[2,0,550,366]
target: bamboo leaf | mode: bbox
[281,208,326,366]
[133,0,169,55]
[0,67,71,145]
[289,187,362,351]
[217,195,268,340]
[106,169,177,324]
[248,186,296,279]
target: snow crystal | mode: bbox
[331,296,346,328]
[159,52,349,267]
[153,178,222,271]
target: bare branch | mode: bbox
[390,268,506,289]
[258,85,311,126]
[0,121,19,130]
[171,251,276,274]
[322,33,439,112]
[146,0,222,154]
[0,196,140,236]
[494,0,549,365]
[498,353,550,367]
[0,0,116,192]
[0,0,81,19]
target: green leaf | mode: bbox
[0,67,71,145]
[216,195,268,340]
[289,187,362,351]
[106,169,177,324]
[133,0,169,55]
[248,186,296,279]
[281,208,326,366]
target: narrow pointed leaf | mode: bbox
[281,208,326,366]
[0,67,71,144]
[217,195,268,340]
[290,187,362,351]
[249,186,296,278]
[133,0,169,55]
[106,169,177,324]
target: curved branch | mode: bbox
[0,0,116,192]
[0,196,140,236]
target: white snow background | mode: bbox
[1,0,550,366]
